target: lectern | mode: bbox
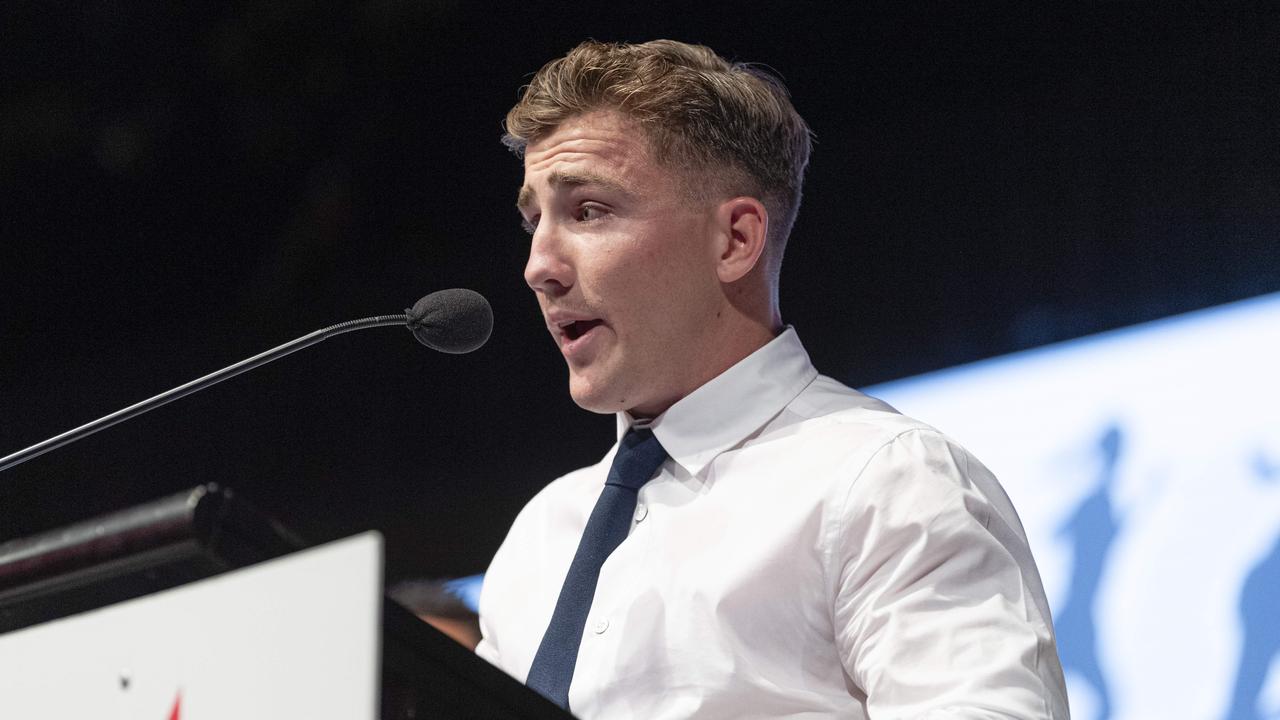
[0,485,571,719]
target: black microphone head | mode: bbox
[405,288,493,354]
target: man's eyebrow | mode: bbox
[515,170,630,213]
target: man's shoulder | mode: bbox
[783,372,943,443]
[787,373,1028,535]
[765,371,999,492]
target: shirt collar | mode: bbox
[615,327,819,477]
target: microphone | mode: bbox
[0,290,493,473]
[406,288,493,353]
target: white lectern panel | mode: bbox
[0,531,383,720]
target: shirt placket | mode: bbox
[569,481,656,711]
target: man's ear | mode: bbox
[713,196,769,284]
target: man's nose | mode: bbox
[524,223,574,296]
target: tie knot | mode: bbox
[606,428,668,491]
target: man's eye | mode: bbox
[521,218,538,235]
[576,204,607,222]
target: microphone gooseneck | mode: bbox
[0,291,491,473]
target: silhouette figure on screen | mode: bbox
[1055,424,1123,720]
[1224,450,1280,720]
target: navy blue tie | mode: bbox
[525,428,668,709]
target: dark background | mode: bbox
[2,3,1277,581]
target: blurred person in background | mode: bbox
[389,578,481,651]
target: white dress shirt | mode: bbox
[478,329,1069,719]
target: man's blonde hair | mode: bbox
[503,39,813,269]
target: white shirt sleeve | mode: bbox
[475,634,500,666]
[831,428,1069,719]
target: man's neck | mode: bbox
[627,313,781,419]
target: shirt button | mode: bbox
[634,504,648,522]
[593,618,609,635]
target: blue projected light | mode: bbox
[865,292,1280,720]
[446,573,484,614]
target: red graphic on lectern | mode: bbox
[168,691,181,720]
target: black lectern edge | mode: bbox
[0,484,573,720]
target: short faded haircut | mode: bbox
[503,39,813,272]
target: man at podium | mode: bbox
[478,39,1070,719]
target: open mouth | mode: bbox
[562,319,604,341]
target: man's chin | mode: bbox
[567,374,625,415]
[568,389,621,415]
